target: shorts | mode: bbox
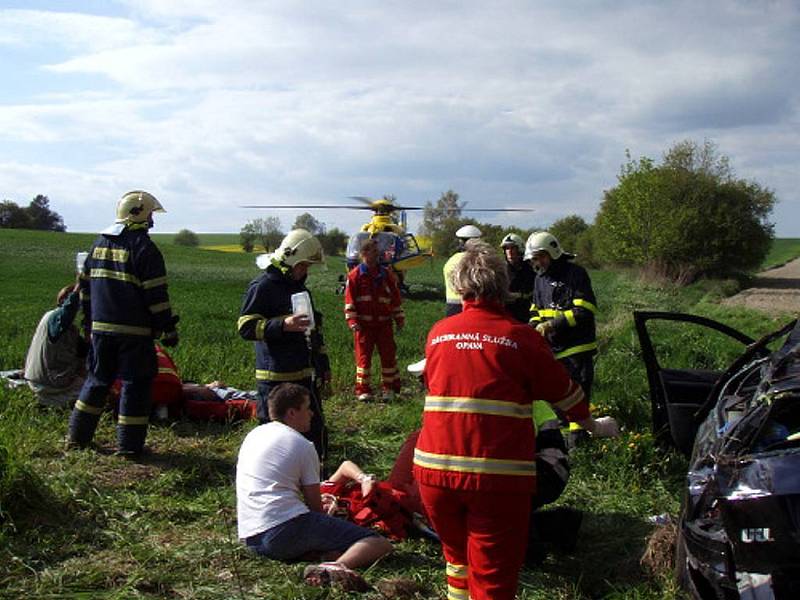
[245,512,377,561]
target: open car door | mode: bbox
[633,311,757,455]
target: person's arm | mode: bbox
[47,285,80,342]
[302,483,324,513]
[387,270,404,330]
[344,270,360,331]
[327,460,376,496]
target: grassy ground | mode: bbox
[761,237,800,269]
[1,229,796,599]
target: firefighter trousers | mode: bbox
[418,483,531,600]
[69,334,156,454]
[354,323,399,396]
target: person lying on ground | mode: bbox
[235,383,392,591]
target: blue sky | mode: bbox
[1,1,799,236]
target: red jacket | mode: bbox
[413,299,588,493]
[344,264,404,329]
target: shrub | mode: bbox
[174,229,200,247]
[595,141,775,282]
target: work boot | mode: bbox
[357,393,373,402]
[381,390,395,402]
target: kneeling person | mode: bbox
[236,383,392,589]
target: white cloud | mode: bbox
[0,1,798,235]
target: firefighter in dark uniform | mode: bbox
[500,233,536,324]
[237,229,331,461]
[68,191,179,457]
[525,231,597,446]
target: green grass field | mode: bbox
[1,230,799,599]
[761,237,800,269]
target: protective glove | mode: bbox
[161,329,179,348]
[591,416,620,438]
[535,320,554,337]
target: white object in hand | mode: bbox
[75,251,89,273]
[291,291,315,332]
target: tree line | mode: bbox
[420,139,775,283]
[239,212,349,257]
[0,195,66,232]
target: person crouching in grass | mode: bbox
[236,383,392,591]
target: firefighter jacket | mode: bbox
[79,227,176,339]
[344,264,404,329]
[505,259,536,323]
[530,257,598,360]
[238,264,330,384]
[413,299,589,494]
[443,251,465,306]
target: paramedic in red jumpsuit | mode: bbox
[413,240,616,600]
[344,238,405,401]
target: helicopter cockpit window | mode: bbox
[346,232,402,266]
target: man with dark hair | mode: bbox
[236,383,392,591]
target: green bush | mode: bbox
[173,229,199,247]
[595,141,775,282]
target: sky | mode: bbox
[1,0,799,236]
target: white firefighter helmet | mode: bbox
[500,233,525,252]
[524,231,563,261]
[274,229,324,267]
[455,224,482,240]
[115,190,164,224]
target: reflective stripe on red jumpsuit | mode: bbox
[344,263,405,395]
[413,299,588,600]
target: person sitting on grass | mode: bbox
[235,382,392,591]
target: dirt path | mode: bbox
[722,257,800,314]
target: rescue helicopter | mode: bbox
[241,195,533,292]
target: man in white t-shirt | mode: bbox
[236,383,392,590]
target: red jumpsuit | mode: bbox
[413,299,588,600]
[344,264,404,396]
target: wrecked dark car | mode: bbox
[635,312,800,600]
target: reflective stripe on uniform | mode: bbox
[158,367,178,377]
[564,309,577,327]
[118,415,149,425]
[142,276,168,289]
[573,298,597,313]
[355,295,373,301]
[553,382,585,412]
[75,399,103,415]
[413,448,536,477]
[149,301,171,314]
[554,341,598,360]
[447,585,469,600]
[92,247,129,262]
[255,368,314,381]
[92,321,152,336]
[90,268,141,286]
[424,395,533,419]
[446,562,468,579]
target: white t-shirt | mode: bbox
[236,421,320,539]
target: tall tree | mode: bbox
[292,212,325,236]
[239,217,283,252]
[27,195,65,231]
[419,190,464,238]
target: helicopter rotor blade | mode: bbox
[240,204,374,210]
